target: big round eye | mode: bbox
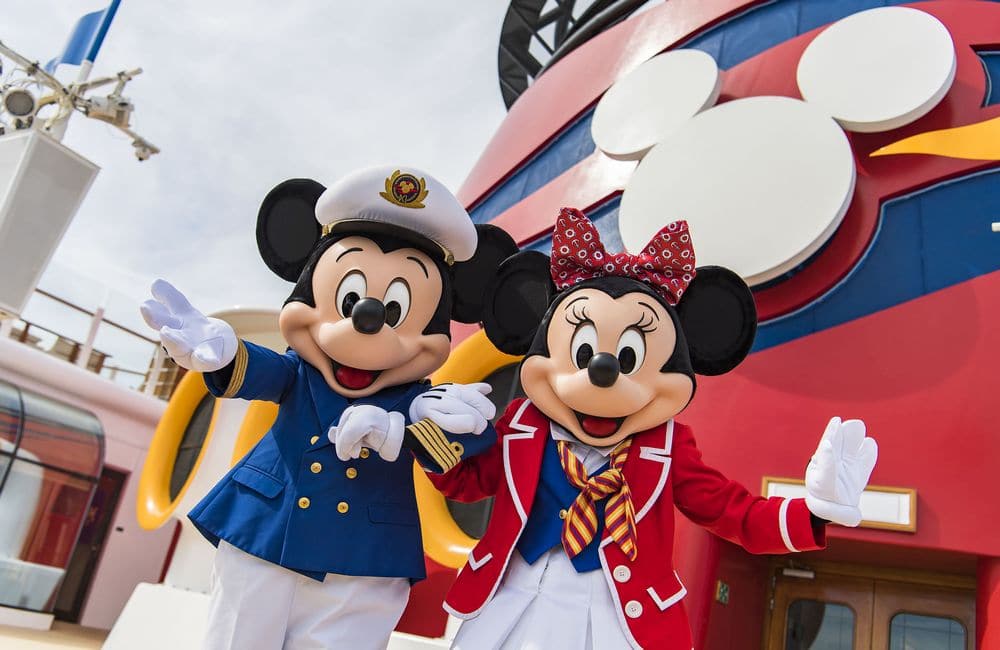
[616,328,646,375]
[336,271,366,318]
[383,279,411,328]
[570,323,598,370]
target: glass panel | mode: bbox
[169,393,216,500]
[786,599,855,650]
[889,612,966,650]
[0,380,21,446]
[0,456,96,612]
[17,389,103,478]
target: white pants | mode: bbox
[452,549,631,650]
[204,541,410,650]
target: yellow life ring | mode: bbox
[136,371,221,530]
[416,328,522,569]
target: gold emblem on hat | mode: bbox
[380,170,428,209]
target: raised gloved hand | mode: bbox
[140,279,238,373]
[329,404,405,462]
[805,417,878,527]
[409,383,496,435]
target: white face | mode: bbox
[278,236,451,398]
[519,288,694,449]
[593,6,957,285]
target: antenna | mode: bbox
[0,39,159,160]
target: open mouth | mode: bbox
[573,410,626,438]
[331,360,383,391]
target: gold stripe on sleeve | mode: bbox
[221,340,248,398]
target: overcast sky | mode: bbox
[6,1,509,368]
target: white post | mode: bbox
[75,61,94,85]
[47,62,94,142]
[144,345,166,396]
[0,318,12,339]
[76,289,108,369]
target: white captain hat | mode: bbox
[315,165,478,264]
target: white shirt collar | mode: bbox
[549,421,615,458]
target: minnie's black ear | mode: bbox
[451,224,520,324]
[256,179,326,282]
[676,266,757,376]
[482,251,554,355]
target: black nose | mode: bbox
[587,352,620,388]
[351,298,386,334]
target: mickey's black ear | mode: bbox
[676,266,757,376]
[482,251,554,355]
[256,179,326,282]
[451,224,519,324]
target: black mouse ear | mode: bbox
[676,266,757,376]
[256,179,326,282]
[451,224,520,324]
[482,251,554,355]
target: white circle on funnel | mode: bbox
[797,6,955,133]
[592,49,721,161]
[619,96,856,286]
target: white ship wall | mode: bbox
[0,337,173,630]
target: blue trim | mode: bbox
[753,167,1000,351]
[978,50,1000,107]
[523,196,623,254]
[470,113,596,224]
[473,0,931,223]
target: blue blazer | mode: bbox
[188,340,495,581]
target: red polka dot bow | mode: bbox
[550,207,696,305]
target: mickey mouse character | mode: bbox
[140,166,515,650]
[429,208,878,650]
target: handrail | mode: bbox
[34,288,157,344]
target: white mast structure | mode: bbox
[0,1,158,321]
[0,39,159,160]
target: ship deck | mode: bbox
[0,622,106,649]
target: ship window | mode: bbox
[168,392,215,501]
[977,51,1000,107]
[889,612,965,650]
[0,379,103,614]
[785,599,855,649]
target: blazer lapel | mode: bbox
[306,367,422,449]
[502,400,548,525]
[624,420,675,523]
[303,362,350,431]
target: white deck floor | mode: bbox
[0,622,106,649]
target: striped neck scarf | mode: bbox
[557,437,637,561]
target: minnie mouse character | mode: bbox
[430,208,878,650]
[140,166,515,650]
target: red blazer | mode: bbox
[430,399,825,650]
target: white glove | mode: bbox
[409,383,496,435]
[140,279,238,373]
[329,405,405,462]
[805,417,878,527]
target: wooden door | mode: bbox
[767,569,976,650]
[768,574,874,650]
[870,580,974,650]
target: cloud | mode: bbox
[6,0,509,346]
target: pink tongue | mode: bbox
[581,416,619,438]
[335,365,377,390]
